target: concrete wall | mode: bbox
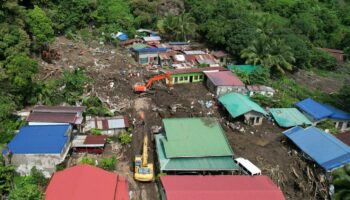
[166,73,204,84]
[136,52,159,65]
[334,120,350,132]
[244,111,265,126]
[248,91,274,97]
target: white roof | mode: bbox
[143,36,161,41]
[235,157,262,175]
[183,50,206,55]
[174,55,185,62]
[107,118,126,129]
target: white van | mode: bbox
[234,157,262,176]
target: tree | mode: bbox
[99,156,117,171]
[26,6,54,49]
[241,35,295,74]
[61,67,88,104]
[0,157,16,196]
[129,0,160,27]
[332,164,350,200]
[158,13,197,41]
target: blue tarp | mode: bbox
[118,34,128,41]
[295,98,350,121]
[3,125,70,154]
[284,126,350,171]
[295,98,333,121]
[133,48,168,53]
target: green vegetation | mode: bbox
[119,132,132,145]
[91,128,102,136]
[99,156,117,171]
[80,156,95,165]
[332,164,350,200]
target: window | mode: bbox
[199,75,204,79]
[194,75,198,80]
[255,117,260,124]
[140,57,148,64]
[179,77,184,81]
[184,76,188,81]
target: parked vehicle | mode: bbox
[234,157,262,176]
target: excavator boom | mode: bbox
[142,133,148,167]
[133,72,172,93]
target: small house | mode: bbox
[270,108,312,128]
[283,126,350,171]
[155,118,237,173]
[143,36,161,45]
[219,93,267,125]
[84,116,129,135]
[161,67,227,85]
[204,71,246,96]
[45,164,130,200]
[159,175,285,200]
[322,48,344,62]
[3,125,72,177]
[212,50,228,65]
[132,48,167,65]
[72,135,107,154]
[247,85,275,97]
[295,98,350,132]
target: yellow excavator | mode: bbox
[134,133,154,182]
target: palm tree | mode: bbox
[241,35,295,74]
[157,13,197,41]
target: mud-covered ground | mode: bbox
[37,37,330,200]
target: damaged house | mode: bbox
[132,48,167,65]
[84,116,129,135]
[219,93,267,125]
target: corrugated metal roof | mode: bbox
[5,125,70,154]
[270,108,312,128]
[295,98,333,121]
[162,67,227,75]
[32,106,85,113]
[107,118,126,129]
[323,105,350,120]
[219,93,267,118]
[283,126,350,171]
[27,112,77,124]
[84,135,107,145]
[155,134,237,171]
[183,50,206,55]
[45,164,130,200]
[336,132,350,146]
[143,36,161,41]
[160,175,285,200]
[133,48,167,53]
[205,71,244,86]
[161,118,234,158]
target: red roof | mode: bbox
[162,67,227,75]
[336,131,350,146]
[46,164,129,200]
[322,48,344,54]
[84,135,108,145]
[33,106,85,113]
[160,176,285,200]
[205,71,244,86]
[212,51,227,58]
[27,112,77,123]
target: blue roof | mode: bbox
[4,125,70,154]
[295,98,333,120]
[295,98,350,121]
[323,105,350,120]
[283,126,350,171]
[133,48,168,53]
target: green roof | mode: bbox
[161,118,234,158]
[227,64,262,74]
[270,108,312,128]
[155,134,237,171]
[218,93,267,118]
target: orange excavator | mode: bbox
[133,72,172,93]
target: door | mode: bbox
[190,76,193,82]
[174,77,178,83]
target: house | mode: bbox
[212,50,228,65]
[159,51,177,67]
[195,54,220,67]
[84,116,129,135]
[247,85,275,97]
[283,126,350,171]
[45,164,130,200]
[219,93,267,125]
[322,48,344,62]
[137,28,158,37]
[26,106,85,131]
[161,67,227,84]
[159,175,285,200]
[120,38,144,47]
[227,64,262,75]
[2,125,72,177]
[295,98,350,132]
[204,71,246,96]
[269,108,312,128]
[155,118,238,173]
[183,50,207,55]
[72,135,107,154]
[132,48,167,65]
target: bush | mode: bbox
[91,128,102,135]
[118,132,132,145]
[310,49,337,70]
[99,156,117,171]
[316,120,338,134]
[80,156,95,165]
